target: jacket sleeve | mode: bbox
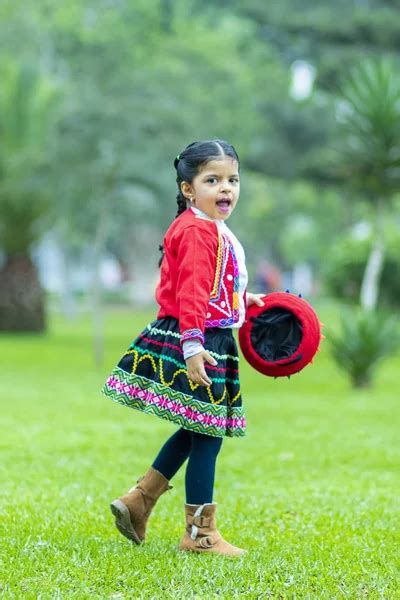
[175,223,218,345]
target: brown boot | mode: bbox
[178,503,246,557]
[110,467,172,544]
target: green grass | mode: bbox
[0,302,399,599]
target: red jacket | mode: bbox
[156,208,245,345]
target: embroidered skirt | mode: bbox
[102,316,246,438]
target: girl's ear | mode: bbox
[180,181,193,199]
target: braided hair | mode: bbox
[158,139,240,266]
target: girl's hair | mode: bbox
[158,139,240,266]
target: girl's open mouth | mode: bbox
[216,199,232,212]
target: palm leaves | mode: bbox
[328,310,399,388]
[337,57,400,198]
[0,60,59,254]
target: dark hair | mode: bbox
[158,139,240,266]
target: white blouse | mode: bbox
[182,206,248,359]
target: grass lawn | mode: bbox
[0,301,399,599]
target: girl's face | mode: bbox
[181,157,240,221]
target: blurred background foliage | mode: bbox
[0,1,399,356]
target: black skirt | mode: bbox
[102,316,246,438]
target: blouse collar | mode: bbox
[190,205,223,224]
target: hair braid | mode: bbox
[158,192,187,266]
[176,190,188,218]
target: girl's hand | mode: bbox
[246,292,266,308]
[186,351,217,387]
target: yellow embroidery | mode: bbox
[139,353,157,372]
[159,357,199,392]
[210,231,223,300]
[124,349,233,405]
[229,390,241,405]
[207,385,227,405]
[126,349,157,374]
[127,349,139,374]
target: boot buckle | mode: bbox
[198,535,214,549]
[192,515,210,528]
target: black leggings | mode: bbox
[152,428,223,504]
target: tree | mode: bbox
[337,58,400,310]
[0,61,58,331]
[326,57,400,388]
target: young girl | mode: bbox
[102,139,264,556]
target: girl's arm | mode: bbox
[176,223,218,345]
[175,223,219,386]
[186,294,266,387]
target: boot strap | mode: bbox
[188,515,211,528]
[191,504,209,540]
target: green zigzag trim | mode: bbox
[146,324,181,339]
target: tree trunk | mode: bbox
[353,371,372,389]
[360,198,385,311]
[0,255,45,332]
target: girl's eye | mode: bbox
[206,177,239,184]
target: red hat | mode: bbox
[239,291,323,378]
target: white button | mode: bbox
[206,312,211,318]
[220,301,226,308]
[227,274,233,281]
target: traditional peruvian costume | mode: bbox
[102,206,248,438]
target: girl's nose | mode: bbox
[219,181,232,193]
